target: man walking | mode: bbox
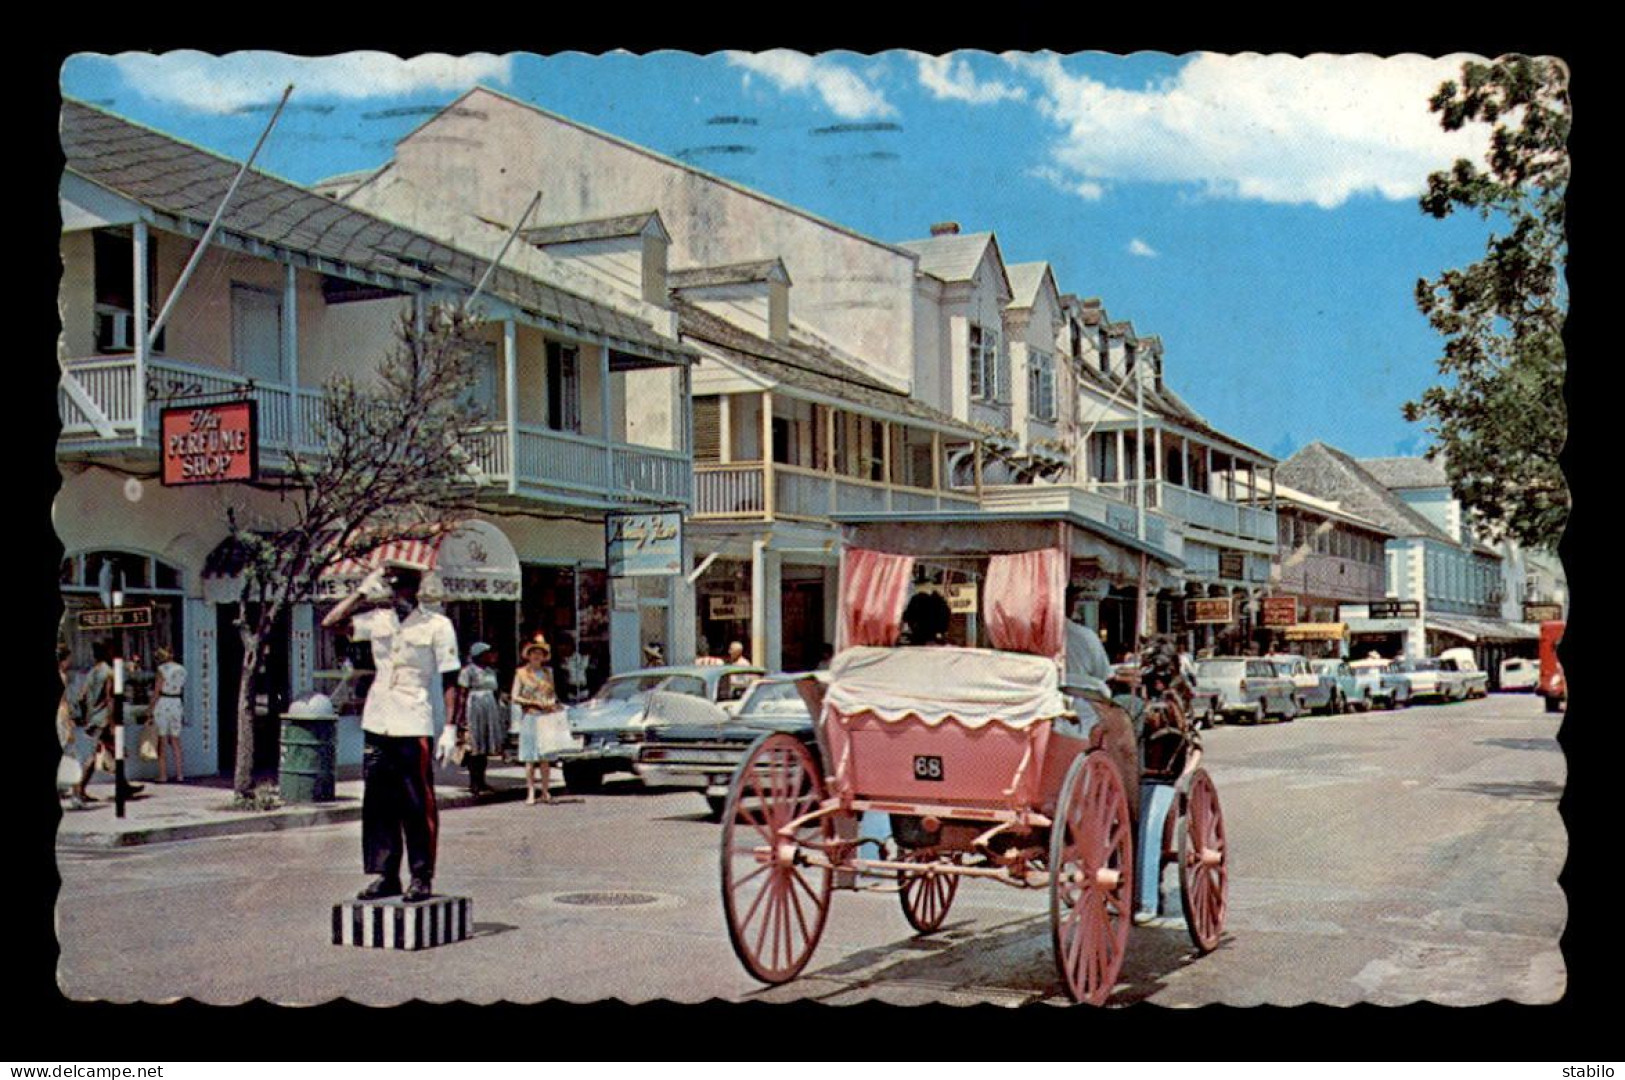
[323,560,459,903]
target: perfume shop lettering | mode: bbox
[161,402,258,486]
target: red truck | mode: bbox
[1539,621,1566,713]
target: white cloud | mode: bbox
[1011,52,1494,208]
[725,50,896,120]
[106,51,514,114]
[1128,238,1158,258]
[916,54,1026,105]
[1026,164,1104,201]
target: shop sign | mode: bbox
[161,400,258,486]
[915,583,978,615]
[1260,596,1298,627]
[709,595,750,621]
[1185,597,1233,624]
[606,512,682,577]
[1218,551,1246,581]
[76,605,154,630]
[1285,622,1348,641]
[1523,602,1563,623]
[1369,600,1420,620]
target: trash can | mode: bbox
[280,714,337,802]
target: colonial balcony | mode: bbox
[58,354,690,509]
[1095,480,1276,548]
[693,460,977,521]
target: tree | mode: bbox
[223,303,483,799]
[1406,55,1569,549]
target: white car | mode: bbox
[1499,657,1538,692]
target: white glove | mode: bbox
[358,567,391,601]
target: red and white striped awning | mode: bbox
[322,535,444,582]
[318,521,520,603]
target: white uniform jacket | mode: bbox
[352,606,460,738]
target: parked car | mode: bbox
[1438,648,1490,699]
[1194,656,1298,723]
[1539,621,1566,713]
[637,673,822,817]
[1386,658,1465,704]
[1268,653,1338,714]
[1348,658,1411,710]
[1309,658,1364,712]
[1498,657,1538,692]
[557,664,763,791]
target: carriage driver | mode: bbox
[323,559,460,903]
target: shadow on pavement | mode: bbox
[1453,779,1562,801]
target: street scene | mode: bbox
[49,50,1570,1011]
[56,692,1563,1006]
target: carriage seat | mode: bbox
[825,645,1070,729]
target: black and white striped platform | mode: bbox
[332,895,472,950]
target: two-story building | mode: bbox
[1255,482,1394,656]
[1275,443,1534,669]
[58,100,695,777]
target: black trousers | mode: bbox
[362,732,438,882]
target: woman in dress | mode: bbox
[152,646,186,783]
[453,642,503,797]
[513,634,570,805]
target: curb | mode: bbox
[57,785,529,851]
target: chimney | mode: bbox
[930,221,961,237]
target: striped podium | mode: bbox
[333,895,472,950]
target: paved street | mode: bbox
[54,692,1564,1007]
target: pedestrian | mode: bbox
[71,640,144,804]
[322,561,460,904]
[642,642,665,667]
[453,643,503,797]
[151,646,186,783]
[899,591,951,647]
[57,644,85,810]
[695,639,723,666]
[724,640,752,665]
[513,634,570,805]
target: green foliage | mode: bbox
[1407,56,1569,549]
[225,303,483,795]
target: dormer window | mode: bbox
[969,323,1001,402]
[1028,350,1056,421]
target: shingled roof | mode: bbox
[1359,455,1451,490]
[674,300,979,437]
[1276,443,1458,544]
[668,259,790,290]
[520,210,667,247]
[61,100,692,364]
[1005,262,1055,310]
[898,231,1009,295]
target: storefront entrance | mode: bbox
[215,604,290,779]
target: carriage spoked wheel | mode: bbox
[719,732,834,984]
[1049,752,1134,1005]
[1177,767,1228,954]
[898,852,959,934]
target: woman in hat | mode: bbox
[513,634,569,805]
[453,642,503,797]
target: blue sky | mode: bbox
[60,49,1507,463]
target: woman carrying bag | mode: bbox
[453,642,504,797]
[512,634,571,805]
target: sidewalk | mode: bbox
[56,760,540,850]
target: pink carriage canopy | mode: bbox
[823,645,1069,730]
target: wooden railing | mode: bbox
[1093,480,1275,544]
[694,461,975,520]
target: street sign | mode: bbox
[709,595,750,620]
[1218,551,1246,581]
[1185,597,1233,624]
[161,400,259,486]
[1369,600,1420,620]
[1523,602,1563,623]
[1260,596,1298,627]
[76,606,154,631]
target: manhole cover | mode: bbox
[554,891,660,907]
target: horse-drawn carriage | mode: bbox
[718,512,1228,1004]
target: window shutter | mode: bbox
[693,396,721,462]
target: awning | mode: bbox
[1284,622,1347,641]
[317,520,520,602]
[203,521,521,604]
[1424,614,1540,643]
